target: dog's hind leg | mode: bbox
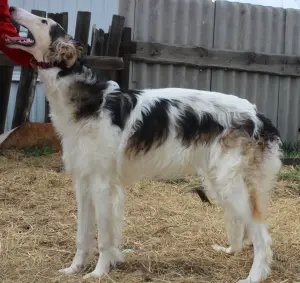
[59,176,95,274]
[212,210,245,254]
[222,178,272,283]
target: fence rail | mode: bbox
[0,10,136,135]
[132,42,300,78]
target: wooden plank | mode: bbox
[106,15,125,56]
[131,41,300,78]
[83,56,124,70]
[282,158,300,166]
[105,15,125,81]
[74,11,91,55]
[90,26,105,56]
[0,67,14,134]
[44,12,68,123]
[57,12,68,31]
[90,26,108,80]
[117,27,132,89]
[0,20,19,133]
[12,10,46,130]
[0,52,124,70]
[119,41,137,55]
[48,12,68,31]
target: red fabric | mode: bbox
[0,0,32,67]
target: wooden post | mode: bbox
[90,25,105,56]
[11,10,46,130]
[105,15,125,81]
[0,23,19,133]
[106,15,125,57]
[0,67,14,134]
[44,12,68,123]
[117,27,132,89]
[90,25,108,80]
[74,11,91,55]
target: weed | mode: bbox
[20,146,56,157]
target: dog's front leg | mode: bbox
[83,175,124,280]
[59,175,95,274]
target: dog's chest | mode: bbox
[61,133,102,175]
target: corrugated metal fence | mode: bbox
[119,0,300,144]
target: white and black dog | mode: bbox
[6,7,282,283]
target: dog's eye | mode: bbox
[41,19,48,24]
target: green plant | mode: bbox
[282,142,300,158]
[279,166,300,189]
[20,146,56,157]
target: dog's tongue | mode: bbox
[4,35,27,42]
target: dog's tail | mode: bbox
[190,186,211,204]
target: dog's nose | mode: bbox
[9,6,16,13]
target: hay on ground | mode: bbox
[1,150,300,283]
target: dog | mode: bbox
[6,7,282,283]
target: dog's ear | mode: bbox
[48,36,84,67]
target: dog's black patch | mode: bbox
[256,112,280,141]
[70,81,108,120]
[231,117,256,137]
[126,98,170,155]
[49,24,67,42]
[103,90,141,129]
[176,106,224,146]
[57,59,84,78]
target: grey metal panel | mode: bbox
[211,1,285,131]
[5,83,17,132]
[278,78,300,143]
[278,8,300,143]
[130,0,215,90]
[29,84,46,124]
[5,83,45,132]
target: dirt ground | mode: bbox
[1,150,300,283]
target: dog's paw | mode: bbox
[82,271,102,280]
[58,264,84,275]
[212,244,234,254]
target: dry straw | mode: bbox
[1,150,300,283]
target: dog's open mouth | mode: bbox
[4,32,35,47]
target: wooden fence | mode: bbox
[0,10,137,134]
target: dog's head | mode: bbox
[6,7,83,68]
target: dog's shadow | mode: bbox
[81,257,236,282]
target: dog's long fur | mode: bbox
[8,7,282,283]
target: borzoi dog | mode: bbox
[6,7,282,283]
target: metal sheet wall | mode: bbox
[211,1,285,128]
[119,0,300,143]
[125,0,215,90]
[278,9,300,143]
